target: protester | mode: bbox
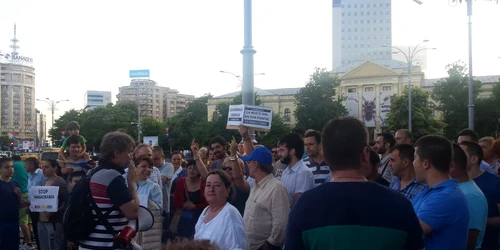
[279,133,314,207]
[450,143,487,250]
[461,141,500,249]
[242,146,289,250]
[133,156,163,250]
[78,131,140,250]
[58,121,88,161]
[0,157,23,250]
[412,135,469,250]
[302,130,329,187]
[194,170,246,249]
[285,117,424,250]
[389,144,427,200]
[25,157,45,249]
[38,159,68,250]
[173,160,207,238]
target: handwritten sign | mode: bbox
[227,105,273,131]
[29,186,59,212]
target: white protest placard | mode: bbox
[227,104,273,131]
[29,186,59,212]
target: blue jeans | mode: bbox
[0,222,19,249]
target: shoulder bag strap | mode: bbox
[88,167,118,235]
[184,178,190,202]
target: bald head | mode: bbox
[395,129,412,145]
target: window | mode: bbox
[382,86,392,91]
[284,108,291,122]
[365,87,374,92]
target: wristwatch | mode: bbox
[229,156,238,161]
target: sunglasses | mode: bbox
[222,166,233,171]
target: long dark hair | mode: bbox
[46,159,62,177]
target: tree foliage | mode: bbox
[49,101,139,149]
[431,62,482,139]
[258,115,290,148]
[385,88,446,139]
[294,67,347,131]
[0,136,10,150]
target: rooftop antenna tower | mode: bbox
[10,23,19,56]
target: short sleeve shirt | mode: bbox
[458,180,488,250]
[0,180,20,223]
[12,161,28,193]
[474,172,500,249]
[61,135,87,150]
[280,160,314,206]
[412,179,469,250]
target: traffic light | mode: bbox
[9,142,14,150]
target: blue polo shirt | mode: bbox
[412,179,469,250]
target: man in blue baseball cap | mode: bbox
[241,146,290,250]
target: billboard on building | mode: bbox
[379,86,393,125]
[143,136,158,147]
[345,88,359,118]
[129,70,150,78]
[362,87,376,128]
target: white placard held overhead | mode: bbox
[29,186,59,212]
[227,105,273,131]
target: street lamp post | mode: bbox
[36,98,69,143]
[382,41,436,132]
[220,71,265,87]
[467,0,474,130]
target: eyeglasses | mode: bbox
[222,166,233,171]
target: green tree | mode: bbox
[211,93,262,142]
[385,88,446,139]
[0,136,11,150]
[48,109,82,147]
[294,67,347,131]
[141,117,164,137]
[258,115,290,148]
[474,83,500,137]
[165,95,214,150]
[49,101,139,149]
[431,62,482,139]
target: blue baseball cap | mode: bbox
[241,147,273,165]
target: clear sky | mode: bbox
[0,0,499,128]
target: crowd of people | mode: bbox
[1,118,500,250]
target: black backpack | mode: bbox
[63,166,116,242]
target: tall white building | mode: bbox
[84,90,112,110]
[0,24,36,141]
[332,0,393,71]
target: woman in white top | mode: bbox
[133,157,163,250]
[194,170,247,250]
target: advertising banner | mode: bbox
[379,87,393,124]
[143,136,159,147]
[129,70,150,78]
[362,87,376,128]
[345,88,359,118]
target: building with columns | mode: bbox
[337,60,424,138]
[207,88,300,126]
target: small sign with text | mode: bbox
[227,105,273,131]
